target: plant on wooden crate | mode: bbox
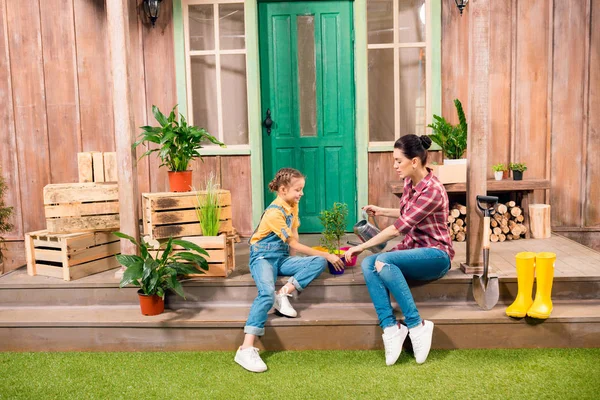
[0,170,14,267]
[194,173,221,236]
[510,162,527,181]
[115,232,208,316]
[492,163,507,181]
[427,99,468,160]
[133,105,226,192]
[318,202,349,274]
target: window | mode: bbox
[183,0,249,148]
[367,0,429,145]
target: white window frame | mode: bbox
[367,0,432,150]
[182,0,251,153]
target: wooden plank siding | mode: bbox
[587,0,600,228]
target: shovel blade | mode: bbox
[472,275,499,310]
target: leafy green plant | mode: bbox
[0,170,14,265]
[509,162,527,172]
[318,202,348,255]
[195,173,221,236]
[427,99,468,160]
[115,232,209,298]
[134,105,225,172]
[492,163,507,172]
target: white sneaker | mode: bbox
[409,320,434,364]
[234,347,267,373]
[274,291,297,318]
[382,324,409,366]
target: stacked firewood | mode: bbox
[448,201,527,242]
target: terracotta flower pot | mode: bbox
[168,170,193,192]
[138,290,165,316]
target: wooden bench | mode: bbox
[389,179,551,238]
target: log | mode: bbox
[455,231,466,242]
[490,234,499,242]
[448,215,456,224]
[499,233,506,242]
[453,224,462,233]
[493,227,502,236]
[450,209,461,218]
[490,219,498,228]
[507,201,516,208]
[497,204,508,214]
[528,204,551,239]
[510,206,522,218]
[511,226,522,237]
[456,219,465,227]
[508,220,517,229]
[517,223,527,235]
[516,215,524,223]
[501,225,510,234]
[458,205,467,215]
[506,234,514,240]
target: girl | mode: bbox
[235,167,344,373]
[344,135,454,366]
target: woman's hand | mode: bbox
[362,205,384,217]
[344,246,364,263]
[325,253,345,271]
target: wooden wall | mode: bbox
[0,0,252,273]
[369,0,599,248]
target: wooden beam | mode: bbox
[461,0,490,274]
[106,0,140,262]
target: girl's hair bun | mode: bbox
[420,135,432,150]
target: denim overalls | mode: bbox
[244,204,326,336]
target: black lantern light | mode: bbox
[454,0,468,16]
[143,0,163,27]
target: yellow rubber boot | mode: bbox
[527,252,556,319]
[505,252,536,318]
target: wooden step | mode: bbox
[1,300,598,351]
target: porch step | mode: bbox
[1,300,599,351]
[2,268,599,307]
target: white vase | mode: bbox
[443,158,467,165]
[494,171,503,181]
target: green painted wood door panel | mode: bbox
[259,1,356,232]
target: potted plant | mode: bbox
[317,202,355,275]
[115,232,209,316]
[194,173,221,236]
[492,163,507,181]
[427,99,468,183]
[134,105,225,192]
[510,162,527,181]
[0,169,14,273]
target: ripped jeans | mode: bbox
[362,247,450,329]
[244,241,326,336]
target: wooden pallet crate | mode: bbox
[77,151,118,183]
[25,230,120,281]
[142,190,233,240]
[44,183,120,233]
[165,234,235,277]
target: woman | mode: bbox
[344,134,454,366]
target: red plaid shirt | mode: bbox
[392,170,455,259]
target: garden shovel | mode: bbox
[472,195,500,310]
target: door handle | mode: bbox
[263,109,273,135]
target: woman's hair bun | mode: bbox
[419,135,432,150]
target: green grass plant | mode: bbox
[195,174,221,237]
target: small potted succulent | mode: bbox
[492,163,507,181]
[134,105,225,192]
[115,232,208,316]
[510,162,527,181]
[317,202,356,275]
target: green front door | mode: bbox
[259,1,357,233]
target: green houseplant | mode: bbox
[0,169,14,271]
[427,98,468,161]
[318,202,350,275]
[510,162,527,181]
[115,232,209,315]
[194,173,221,236]
[134,105,225,192]
[492,163,507,181]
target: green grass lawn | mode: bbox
[1,349,599,399]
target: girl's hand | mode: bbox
[362,205,383,217]
[344,246,364,263]
[325,253,345,271]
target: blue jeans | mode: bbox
[362,247,450,329]
[244,241,326,336]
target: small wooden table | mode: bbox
[388,179,551,238]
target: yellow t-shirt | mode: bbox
[250,196,300,244]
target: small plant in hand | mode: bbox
[428,98,468,160]
[195,173,221,236]
[115,232,208,299]
[0,170,14,266]
[134,105,225,172]
[319,202,348,256]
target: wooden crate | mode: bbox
[142,190,233,240]
[44,183,120,234]
[25,230,120,281]
[170,234,235,277]
[77,151,118,183]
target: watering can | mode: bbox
[353,210,387,253]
